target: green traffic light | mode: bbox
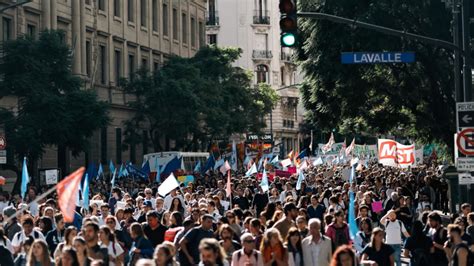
[281,33,296,47]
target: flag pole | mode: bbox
[3,184,58,226]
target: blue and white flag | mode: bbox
[111,169,117,188]
[194,161,201,172]
[296,170,305,190]
[21,157,29,199]
[245,163,257,177]
[96,163,104,180]
[155,165,162,183]
[243,155,251,166]
[214,158,225,170]
[270,155,279,164]
[260,169,269,193]
[231,140,238,171]
[82,174,90,210]
[109,160,115,174]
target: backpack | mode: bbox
[16,231,39,242]
[334,225,349,246]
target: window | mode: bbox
[191,17,196,47]
[114,0,121,17]
[86,41,91,76]
[115,50,122,85]
[2,17,11,41]
[86,0,91,5]
[198,21,204,47]
[152,0,158,31]
[182,13,187,44]
[281,67,285,86]
[99,0,105,11]
[128,0,134,22]
[27,24,36,39]
[100,127,107,164]
[208,34,217,45]
[163,4,169,36]
[128,54,135,78]
[140,0,147,27]
[153,61,160,72]
[99,45,107,84]
[172,8,178,40]
[141,57,148,70]
[256,64,269,83]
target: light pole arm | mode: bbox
[0,0,31,13]
[297,12,465,56]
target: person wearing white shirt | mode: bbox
[380,210,410,266]
[144,188,156,209]
[280,183,297,203]
[301,218,332,266]
[11,217,45,255]
[99,226,124,266]
[231,233,263,266]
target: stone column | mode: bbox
[41,0,51,29]
[80,0,86,75]
[71,0,81,74]
[50,0,57,29]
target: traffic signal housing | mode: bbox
[279,0,297,47]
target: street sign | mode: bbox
[456,102,474,129]
[341,52,415,64]
[456,128,474,155]
[0,136,5,150]
[457,157,474,171]
[459,172,474,185]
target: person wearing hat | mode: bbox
[2,206,21,240]
[273,202,298,240]
[137,200,153,223]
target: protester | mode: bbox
[330,245,356,266]
[12,217,45,255]
[302,218,332,266]
[403,220,433,266]
[199,238,229,266]
[360,227,395,266]
[27,239,55,266]
[354,217,372,255]
[58,247,80,266]
[285,227,303,266]
[427,211,449,266]
[447,224,470,266]
[231,233,263,266]
[98,226,124,265]
[260,228,288,266]
[325,210,351,248]
[154,243,178,266]
[142,211,167,247]
[129,222,154,264]
[380,209,410,266]
[273,203,298,240]
[72,236,92,266]
[179,214,214,265]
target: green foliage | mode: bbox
[0,30,109,162]
[122,45,279,151]
[297,0,455,148]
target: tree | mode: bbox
[297,0,455,148]
[122,46,279,151]
[0,30,109,168]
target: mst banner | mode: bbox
[378,139,415,168]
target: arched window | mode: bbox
[256,64,269,83]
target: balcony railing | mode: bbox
[252,50,273,59]
[253,10,270,25]
[206,11,219,26]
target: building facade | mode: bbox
[206,0,304,157]
[0,0,206,175]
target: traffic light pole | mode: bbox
[297,11,471,102]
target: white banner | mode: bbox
[378,139,415,168]
[45,169,58,185]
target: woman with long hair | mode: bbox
[169,198,185,216]
[161,211,171,227]
[402,220,433,265]
[260,228,289,266]
[58,247,80,266]
[360,227,395,266]
[164,212,184,243]
[99,226,124,266]
[330,245,356,266]
[27,239,54,266]
[154,243,178,266]
[225,210,242,237]
[264,203,277,222]
[285,227,303,266]
[325,210,351,248]
[354,217,373,255]
[218,224,241,263]
[199,238,229,266]
[54,226,78,262]
[38,216,53,236]
[129,222,154,265]
[72,236,92,266]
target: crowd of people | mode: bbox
[0,160,473,266]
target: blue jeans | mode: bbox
[389,244,402,266]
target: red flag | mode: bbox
[57,167,85,223]
[226,170,231,198]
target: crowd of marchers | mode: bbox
[0,161,473,266]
